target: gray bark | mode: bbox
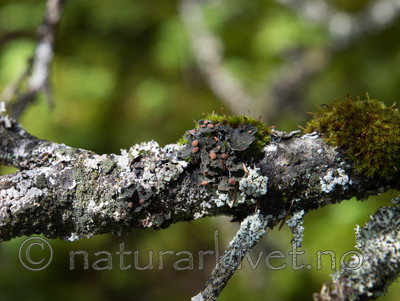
[1,114,398,300]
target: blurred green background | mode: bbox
[1,0,400,300]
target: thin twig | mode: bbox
[6,0,66,120]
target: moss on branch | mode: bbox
[304,96,400,178]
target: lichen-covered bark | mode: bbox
[2,115,400,301]
[192,212,273,301]
[314,203,400,301]
[0,115,396,242]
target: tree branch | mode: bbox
[1,115,399,299]
[314,203,400,301]
[192,212,272,301]
[179,0,254,115]
[279,0,400,48]
[1,114,394,240]
[3,0,66,119]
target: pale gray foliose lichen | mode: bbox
[286,208,305,248]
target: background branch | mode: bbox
[179,0,254,115]
[1,0,65,120]
[278,0,400,47]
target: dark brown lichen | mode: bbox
[179,113,271,189]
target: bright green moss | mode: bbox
[177,137,188,145]
[304,96,400,178]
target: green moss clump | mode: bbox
[304,96,400,178]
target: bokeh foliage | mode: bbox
[1,0,400,300]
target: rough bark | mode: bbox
[1,114,399,300]
[314,202,400,301]
[0,114,392,241]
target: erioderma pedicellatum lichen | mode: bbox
[179,112,271,207]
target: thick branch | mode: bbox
[2,114,400,300]
[0,116,395,242]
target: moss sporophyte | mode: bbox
[304,96,400,178]
[178,112,271,190]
